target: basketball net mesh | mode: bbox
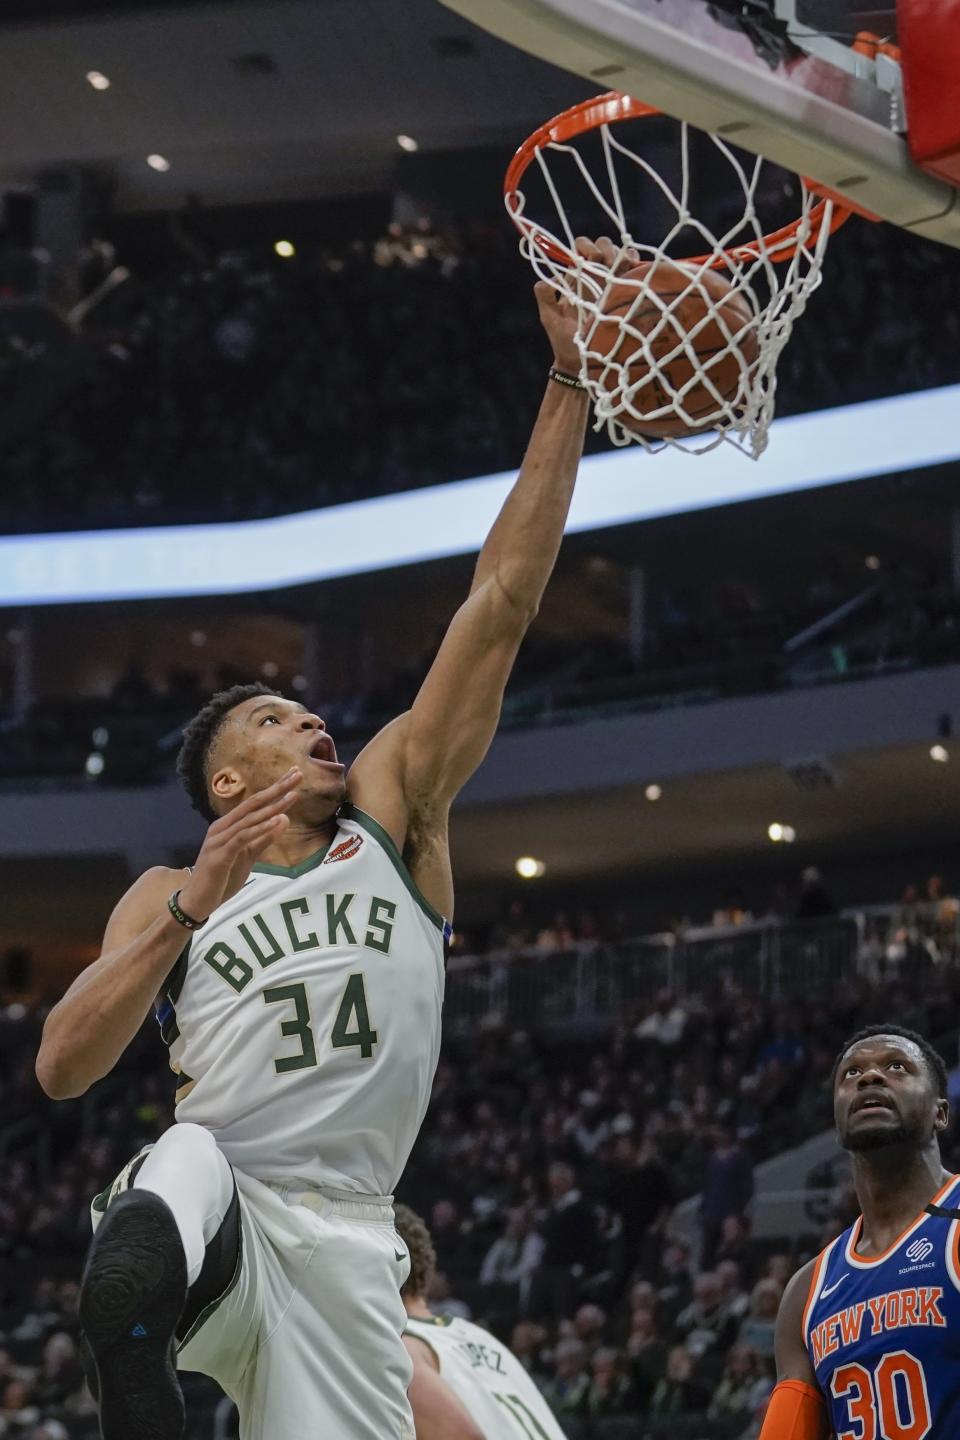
[509,121,837,459]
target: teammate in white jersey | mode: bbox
[396,1205,569,1440]
[35,241,622,1440]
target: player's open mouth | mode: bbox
[851,1095,896,1114]
[307,733,341,767]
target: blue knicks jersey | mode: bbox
[804,1174,960,1439]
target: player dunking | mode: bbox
[396,1205,569,1440]
[761,1024,959,1439]
[34,244,618,1440]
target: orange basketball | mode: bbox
[584,260,759,439]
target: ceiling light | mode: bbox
[781,825,797,843]
[768,822,798,843]
[931,744,949,763]
[86,70,111,91]
[768,823,784,842]
[515,856,545,879]
[274,240,295,259]
[645,784,662,801]
[190,629,206,647]
[91,726,109,748]
[396,134,419,153]
[146,154,170,172]
[85,752,105,777]
[261,661,279,679]
[292,674,308,692]
[865,555,881,570]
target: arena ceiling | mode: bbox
[0,0,592,210]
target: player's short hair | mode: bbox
[832,1024,948,1097]
[394,1204,436,1301]
[176,683,280,822]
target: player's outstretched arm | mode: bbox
[36,769,302,1099]
[403,1336,486,1440]
[349,245,616,911]
[758,1259,830,1440]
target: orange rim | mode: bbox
[504,90,854,270]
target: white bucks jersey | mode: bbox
[156,806,448,1194]
[405,1315,568,1440]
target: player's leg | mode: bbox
[233,1190,414,1440]
[81,1123,238,1440]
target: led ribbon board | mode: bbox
[1,385,959,607]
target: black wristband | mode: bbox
[549,366,587,392]
[168,890,207,930]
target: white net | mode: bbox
[508,109,843,459]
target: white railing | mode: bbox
[444,903,960,1032]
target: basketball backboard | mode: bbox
[437,0,960,248]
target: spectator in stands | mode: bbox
[735,1278,782,1359]
[572,1304,607,1358]
[715,1259,751,1327]
[585,1348,635,1420]
[652,1235,695,1327]
[508,1321,548,1378]
[756,1011,806,1071]
[532,1162,599,1320]
[646,1345,709,1429]
[707,1343,772,1430]
[535,912,577,953]
[425,1269,470,1321]
[713,1215,755,1280]
[31,1334,83,1410]
[700,1124,755,1267]
[605,1134,674,1282]
[479,1206,544,1314]
[427,1198,464,1276]
[674,1271,739,1366]
[624,1308,667,1407]
[796,866,837,919]
[635,989,687,1048]
[539,1338,590,1422]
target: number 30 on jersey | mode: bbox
[831,1351,931,1440]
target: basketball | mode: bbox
[584,260,759,439]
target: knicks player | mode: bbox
[760,1023,959,1439]
[395,1205,569,1440]
[34,242,616,1440]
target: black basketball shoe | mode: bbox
[80,1189,188,1440]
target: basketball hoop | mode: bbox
[505,92,855,458]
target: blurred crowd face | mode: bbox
[666,1346,693,1383]
[715,1260,742,1298]
[693,1272,722,1310]
[628,1312,657,1349]
[554,1340,588,1379]
[573,1305,606,1342]
[591,1349,619,1387]
[726,1343,757,1379]
[547,1162,575,1200]
[629,1280,656,1313]
[750,1279,783,1319]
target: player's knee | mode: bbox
[137,1123,230,1187]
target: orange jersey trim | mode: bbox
[759,1379,829,1440]
[847,1173,958,1266]
[801,1243,835,1346]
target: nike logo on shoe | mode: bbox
[821,1273,849,1300]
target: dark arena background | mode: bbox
[3,2,960,1439]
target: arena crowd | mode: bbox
[1,213,958,536]
[2,934,960,1439]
